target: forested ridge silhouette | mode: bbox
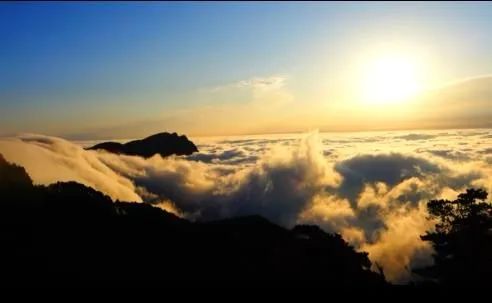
[0,154,386,288]
[2,152,492,288]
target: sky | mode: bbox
[2,2,492,139]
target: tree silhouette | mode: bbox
[416,188,492,286]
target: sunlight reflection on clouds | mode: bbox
[1,128,491,283]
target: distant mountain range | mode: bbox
[87,132,198,158]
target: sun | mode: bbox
[360,54,422,105]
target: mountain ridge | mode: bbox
[0,153,387,287]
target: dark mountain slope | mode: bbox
[0,154,386,288]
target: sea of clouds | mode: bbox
[1,129,492,283]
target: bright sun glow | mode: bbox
[361,55,422,105]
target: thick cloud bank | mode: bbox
[0,134,141,202]
[1,129,491,283]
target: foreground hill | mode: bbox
[0,154,386,287]
[87,132,198,158]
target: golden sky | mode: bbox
[2,2,492,139]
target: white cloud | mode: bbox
[212,75,287,92]
[1,128,491,283]
[0,134,141,202]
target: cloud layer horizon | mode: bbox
[1,129,491,283]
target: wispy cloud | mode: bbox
[210,75,288,92]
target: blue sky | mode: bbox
[2,2,492,139]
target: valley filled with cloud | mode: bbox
[1,129,491,283]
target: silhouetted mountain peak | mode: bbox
[0,153,33,190]
[88,132,198,158]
